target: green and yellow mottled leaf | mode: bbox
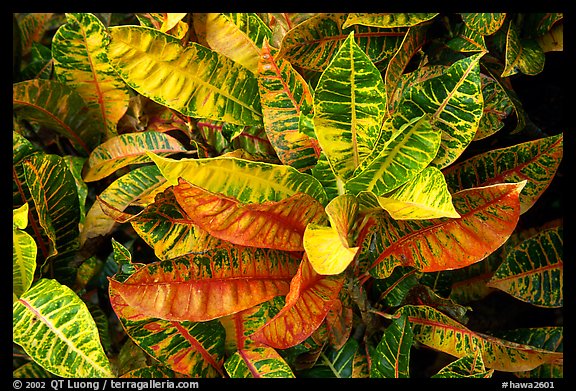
[258,40,320,171]
[343,13,438,29]
[160,13,188,35]
[345,114,440,196]
[199,13,272,74]
[173,178,326,251]
[109,244,300,322]
[487,226,563,308]
[432,347,494,378]
[374,166,460,220]
[109,283,225,377]
[13,361,57,378]
[107,25,263,126]
[80,165,168,246]
[460,13,507,35]
[13,79,101,156]
[52,13,130,140]
[443,133,563,214]
[297,338,360,378]
[13,203,37,301]
[251,256,345,349]
[13,279,114,378]
[148,152,327,205]
[314,31,387,182]
[82,131,188,182]
[370,313,413,378]
[304,195,360,275]
[502,22,545,77]
[446,23,487,53]
[121,365,178,378]
[396,305,562,372]
[311,153,340,202]
[225,345,295,378]
[475,73,515,140]
[366,182,525,279]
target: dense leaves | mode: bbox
[13,12,563,380]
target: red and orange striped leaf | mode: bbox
[109,244,300,322]
[251,256,345,349]
[258,40,320,171]
[367,181,526,279]
[443,133,563,214]
[173,178,327,251]
[109,282,225,377]
[396,305,562,372]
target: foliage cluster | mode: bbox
[13,12,563,379]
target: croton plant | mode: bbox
[13,12,563,379]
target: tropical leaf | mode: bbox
[370,313,413,378]
[345,114,440,197]
[13,203,37,301]
[366,181,525,279]
[13,361,56,378]
[446,23,487,53]
[251,256,345,349]
[311,153,340,202]
[13,278,114,378]
[225,345,295,378]
[107,25,263,126]
[502,22,545,77]
[13,79,101,156]
[80,165,168,246]
[109,282,225,377]
[52,13,130,140]
[324,299,354,350]
[460,13,507,35]
[343,13,438,29]
[298,338,360,378]
[21,42,53,80]
[487,226,563,308]
[197,13,272,74]
[82,131,188,182]
[396,305,563,372]
[121,365,178,378]
[258,40,320,171]
[16,13,53,55]
[373,166,460,220]
[432,348,494,378]
[304,194,360,275]
[475,73,514,140]
[173,178,326,251]
[443,133,563,214]
[148,152,328,205]
[391,52,485,169]
[313,31,387,182]
[109,244,301,322]
[278,13,406,72]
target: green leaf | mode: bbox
[373,166,460,220]
[460,13,507,35]
[52,13,130,140]
[343,13,438,28]
[475,73,514,140]
[432,348,494,378]
[487,226,563,308]
[148,152,328,205]
[446,23,487,53]
[82,131,188,182]
[13,278,114,378]
[345,114,440,196]
[13,79,102,156]
[313,31,387,182]
[370,313,413,378]
[107,25,263,126]
[224,346,295,378]
[13,203,37,301]
[13,362,57,378]
[502,22,545,77]
[298,338,360,378]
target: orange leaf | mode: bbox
[109,244,300,322]
[173,178,327,251]
[250,256,345,349]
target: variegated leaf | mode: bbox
[475,73,514,140]
[443,133,563,214]
[487,226,563,308]
[396,305,563,372]
[82,131,188,182]
[446,23,487,53]
[374,166,460,220]
[258,40,320,171]
[460,13,507,35]
[251,256,345,349]
[107,25,263,126]
[148,152,327,205]
[224,346,295,378]
[313,31,387,182]
[298,338,360,377]
[109,244,301,322]
[173,178,327,251]
[17,13,53,55]
[432,348,494,378]
[502,22,545,77]
[343,13,438,29]
[345,114,440,196]
[13,362,56,378]
[13,203,37,301]
[52,13,130,140]
[366,182,525,279]
[109,283,225,377]
[13,279,114,378]
[370,313,413,378]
